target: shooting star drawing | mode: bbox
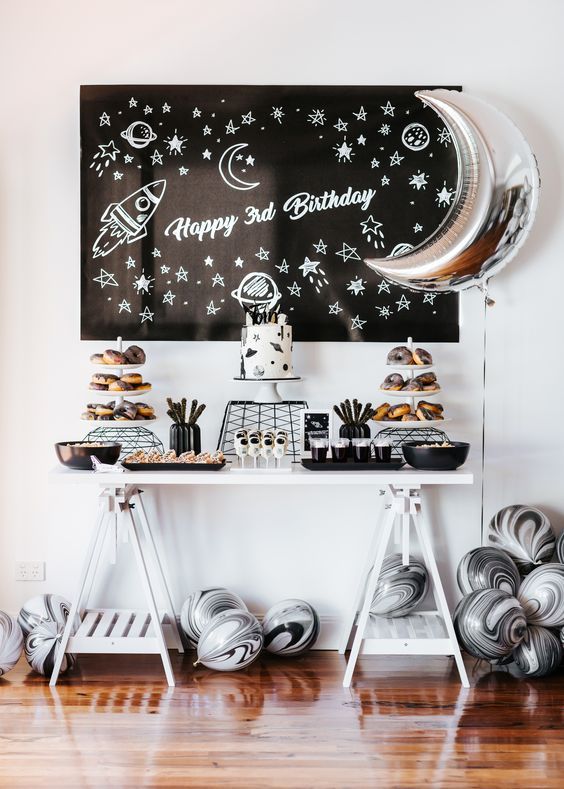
[92,180,166,258]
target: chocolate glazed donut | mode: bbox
[387,346,413,365]
[124,345,146,365]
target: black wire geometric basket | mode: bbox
[82,425,164,460]
[374,426,451,460]
[217,399,308,462]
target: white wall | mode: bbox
[1,0,562,645]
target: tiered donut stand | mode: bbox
[83,336,164,458]
[373,337,450,456]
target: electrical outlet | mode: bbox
[15,561,45,581]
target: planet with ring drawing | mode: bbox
[120,121,157,149]
[231,272,282,313]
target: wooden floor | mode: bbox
[1,652,563,788]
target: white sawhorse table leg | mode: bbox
[50,486,183,687]
[341,485,469,689]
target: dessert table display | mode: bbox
[48,463,473,687]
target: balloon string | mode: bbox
[480,288,489,544]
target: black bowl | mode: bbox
[402,441,470,471]
[55,441,121,470]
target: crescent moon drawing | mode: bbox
[365,89,540,292]
[219,143,260,191]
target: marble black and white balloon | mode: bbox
[196,608,263,671]
[517,564,564,628]
[180,588,247,647]
[488,505,555,574]
[457,547,521,596]
[453,589,527,660]
[556,532,564,564]
[0,611,24,676]
[25,620,76,677]
[513,625,562,678]
[370,554,428,618]
[262,599,320,656]
[17,594,73,638]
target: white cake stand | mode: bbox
[233,377,301,404]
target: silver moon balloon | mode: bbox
[262,599,320,656]
[17,594,73,638]
[370,554,428,618]
[457,547,520,596]
[0,611,24,676]
[365,89,540,292]
[513,625,562,678]
[517,564,564,628]
[195,609,263,672]
[25,620,76,677]
[180,588,247,647]
[488,505,555,574]
[453,589,527,660]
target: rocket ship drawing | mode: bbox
[92,180,166,258]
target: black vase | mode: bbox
[339,424,371,457]
[169,423,202,455]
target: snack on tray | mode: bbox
[124,449,225,465]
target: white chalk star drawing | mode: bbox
[271,107,285,123]
[379,124,391,135]
[245,154,255,166]
[378,279,391,294]
[151,247,161,258]
[255,247,270,261]
[377,306,392,319]
[176,266,188,282]
[334,118,348,132]
[113,171,123,180]
[206,300,220,315]
[347,277,365,296]
[99,112,110,126]
[299,257,329,293]
[204,256,214,267]
[139,306,154,323]
[129,97,137,108]
[212,272,225,287]
[390,150,404,166]
[360,216,385,249]
[336,243,361,263]
[162,102,171,113]
[118,299,131,313]
[357,134,366,145]
[164,130,187,155]
[125,256,136,269]
[313,239,327,254]
[234,256,244,268]
[396,294,411,311]
[353,106,367,121]
[413,223,423,233]
[93,269,118,288]
[329,301,343,315]
[124,154,133,163]
[161,264,170,274]
[437,127,452,146]
[423,293,437,304]
[241,111,256,125]
[381,175,390,185]
[133,271,155,294]
[193,107,201,118]
[351,315,366,330]
[163,290,176,305]
[151,149,163,165]
[334,138,354,163]
[143,105,153,115]
[179,166,189,175]
[202,149,212,159]
[381,101,395,116]
[436,182,456,207]
[371,158,380,168]
[89,140,121,177]
[226,119,239,134]
[308,108,326,126]
[288,282,302,297]
[276,259,289,274]
[203,125,212,136]
[409,171,428,190]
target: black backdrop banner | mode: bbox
[81,85,460,342]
